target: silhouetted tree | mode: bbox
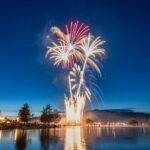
[53,109,61,123]
[39,129,59,150]
[18,103,31,123]
[40,105,60,123]
[40,104,53,123]
[128,119,138,125]
[86,118,93,124]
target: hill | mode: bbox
[84,109,150,122]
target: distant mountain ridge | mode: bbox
[84,109,150,122]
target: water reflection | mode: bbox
[14,129,28,150]
[39,128,62,150]
[0,127,150,150]
[39,126,86,150]
[64,126,86,150]
[0,130,2,140]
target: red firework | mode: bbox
[48,21,90,68]
[64,20,89,43]
[63,21,90,67]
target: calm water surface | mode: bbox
[0,126,150,150]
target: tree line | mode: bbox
[18,103,61,123]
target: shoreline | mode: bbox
[0,123,150,130]
[0,123,60,130]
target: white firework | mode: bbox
[80,33,105,75]
[69,64,91,100]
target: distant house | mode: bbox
[28,117,40,123]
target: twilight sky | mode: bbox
[0,0,150,115]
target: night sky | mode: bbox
[0,0,150,115]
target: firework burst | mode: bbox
[46,21,89,67]
[64,21,89,44]
[80,33,105,74]
[46,21,105,124]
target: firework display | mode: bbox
[46,21,105,124]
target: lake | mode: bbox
[0,126,150,150]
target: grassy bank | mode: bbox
[0,123,60,130]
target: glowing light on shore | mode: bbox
[0,117,5,122]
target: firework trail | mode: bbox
[70,64,91,100]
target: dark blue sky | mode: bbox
[0,0,150,114]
